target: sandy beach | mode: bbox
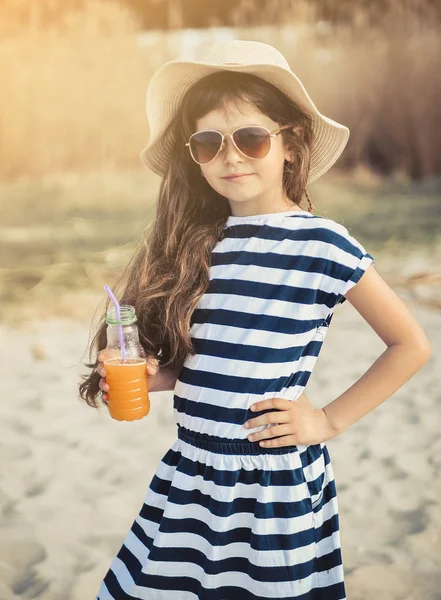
[1,0,440,595]
[1,252,440,600]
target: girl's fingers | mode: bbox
[98,348,120,363]
[99,378,109,392]
[98,353,159,376]
[146,357,159,375]
[97,367,107,378]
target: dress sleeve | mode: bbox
[323,221,375,308]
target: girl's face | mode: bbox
[194,99,302,216]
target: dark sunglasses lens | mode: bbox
[189,131,222,164]
[233,127,270,158]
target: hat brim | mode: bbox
[140,61,349,185]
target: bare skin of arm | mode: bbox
[322,264,432,436]
[148,364,181,393]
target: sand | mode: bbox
[1,257,440,599]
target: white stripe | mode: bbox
[182,352,319,388]
[173,407,309,438]
[209,261,324,293]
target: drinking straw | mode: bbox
[104,285,127,361]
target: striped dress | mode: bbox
[96,208,375,600]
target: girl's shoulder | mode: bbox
[286,213,375,303]
[283,212,373,262]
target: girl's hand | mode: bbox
[243,393,338,447]
[96,349,160,405]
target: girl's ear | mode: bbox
[292,125,304,142]
[284,125,304,161]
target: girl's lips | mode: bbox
[223,174,252,181]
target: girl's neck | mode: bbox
[228,204,305,219]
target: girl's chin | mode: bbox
[219,183,258,195]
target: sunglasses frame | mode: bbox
[185,124,295,165]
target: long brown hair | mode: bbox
[79,71,315,407]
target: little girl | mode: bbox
[80,40,431,600]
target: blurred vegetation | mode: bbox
[1,0,440,32]
[1,168,440,324]
[0,0,439,323]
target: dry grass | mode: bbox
[0,1,152,177]
[0,1,439,178]
[235,3,441,180]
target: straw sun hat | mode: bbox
[140,39,349,184]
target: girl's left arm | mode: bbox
[322,264,432,436]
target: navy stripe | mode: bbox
[202,278,343,308]
[152,482,312,520]
[101,574,346,600]
[191,336,324,361]
[176,367,311,396]
[222,216,367,258]
[174,389,310,424]
[192,302,337,330]
[211,245,366,279]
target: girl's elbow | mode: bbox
[422,341,432,362]
[415,337,432,364]
[396,335,432,368]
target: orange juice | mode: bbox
[103,358,150,421]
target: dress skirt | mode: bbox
[95,425,346,600]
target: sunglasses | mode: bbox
[185,124,294,165]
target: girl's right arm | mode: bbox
[149,365,181,393]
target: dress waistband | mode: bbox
[177,425,299,456]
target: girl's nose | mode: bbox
[221,135,243,163]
